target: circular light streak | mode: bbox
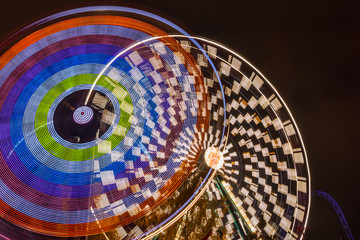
[0,7,213,237]
[73,106,94,125]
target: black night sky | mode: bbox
[0,0,359,239]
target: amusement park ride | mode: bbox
[0,5,353,240]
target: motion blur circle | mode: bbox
[0,5,214,238]
[73,106,94,125]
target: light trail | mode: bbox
[84,34,227,144]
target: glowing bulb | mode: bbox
[205,147,224,170]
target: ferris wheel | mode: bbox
[0,6,310,240]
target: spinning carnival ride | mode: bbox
[0,6,310,240]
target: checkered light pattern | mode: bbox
[184,39,310,240]
[118,38,310,240]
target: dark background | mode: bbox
[0,0,359,239]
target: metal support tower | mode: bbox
[312,191,353,240]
